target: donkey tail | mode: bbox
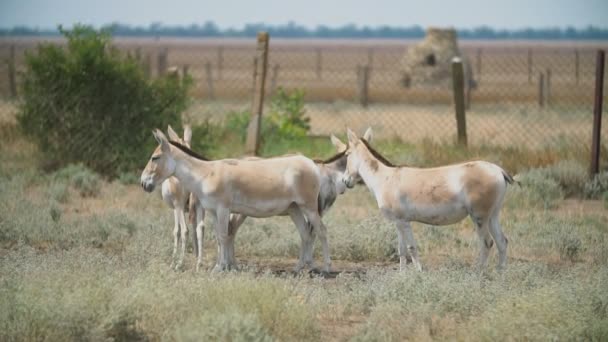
[501,169,521,187]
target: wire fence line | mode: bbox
[1,38,607,156]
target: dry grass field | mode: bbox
[1,111,608,340]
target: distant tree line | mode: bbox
[2,21,608,40]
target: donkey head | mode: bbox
[140,129,177,192]
[342,127,372,189]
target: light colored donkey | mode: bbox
[342,128,514,271]
[141,130,332,273]
[199,134,353,270]
[161,125,193,270]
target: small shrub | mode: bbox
[48,182,69,203]
[266,87,310,139]
[542,160,588,197]
[117,172,139,185]
[508,169,564,209]
[53,164,101,197]
[584,171,608,199]
[559,236,583,262]
[190,119,226,155]
[49,203,62,222]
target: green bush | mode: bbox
[53,164,101,197]
[541,160,588,197]
[18,25,191,177]
[508,169,564,210]
[584,171,608,199]
[266,87,310,139]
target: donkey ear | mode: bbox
[166,125,180,142]
[183,124,192,148]
[346,128,358,145]
[330,134,347,152]
[154,129,171,153]
[363,127,373,142]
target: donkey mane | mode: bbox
[169,140,210,161]
[360,138,397,167]
[314,150,346,164]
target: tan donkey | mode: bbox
[341,128,514,271]
[141,130,332,272]
[161,125,193,270]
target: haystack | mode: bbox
[400,27,475,88]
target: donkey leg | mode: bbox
[288,207,313,272]
[397,221,422,271]
[473,216,493,270]
[175,208,189,270]
[225,214,247,269]
[302,208,331,273]
[195,206,205,271]
[170,209,180,269]
[189,195,200,258]
[489,213,508,270]
[212,208,232,272]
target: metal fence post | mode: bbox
[527,48,533,84]
[590,50,605,176]
[316,48,322,80]
[157,47,168,76]
[270,63,280,94]
[205,61,215,100]
[538,72,545,107]
[575,49,580,85]
[451,57,467,147]
[245,32,270,156]
[476,48,482,82]
[357,65,370,108]
[217,46,224,80]
[546,68,552,107]
[8,44,17,98]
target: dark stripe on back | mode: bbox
[169,140,210,161]
[313,150,346,164]
[360,138,396,167]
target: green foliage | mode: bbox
[17,24,191,177]
[540,160,588,197]
[48,182,69,203]
[266,87,310,139]
[584,171,608,199]
[53,164,101,197]
[559,236,583,262]
[507,169,564,210]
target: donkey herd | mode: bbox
[140,126,515,274]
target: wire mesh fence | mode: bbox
[1,37,607,161]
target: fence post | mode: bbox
[575,49,580,84]
[8,44,17,98]
[451,57,467,146]
[316,48,322,80]
[245,32,270,156]
[270,63,280,94]
[367,48,374,67]
[134,47,142,62]
[538,72,545,107]
[217,46,224,80]
[590,50,605,176]
[476,48,482,82]
[205,61,215,100]
[157,47,168,76]
[527,48,533,84]
[143,53,152,79]
[545,68,551,106]
[357,65,370,108]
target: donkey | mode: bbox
[204,134,355,270]
[341,128,514,271]
[161,125,193,270]
[141,129,332,272]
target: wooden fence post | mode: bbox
[590,50,605,176]
[527,48,533,84]
[143,53,152,79]
[217,46,224,80]
[8,44,17,98]
[357,65,370,108]
[538,72,545,107]
[157,47,168,76]
[270,63,280,94]
[245,32,270,156]
[451,57,467,147]
[205,62,214,100]
[316,48,322,80]
[367,48,374,67]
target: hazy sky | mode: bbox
[1,0,606,29]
